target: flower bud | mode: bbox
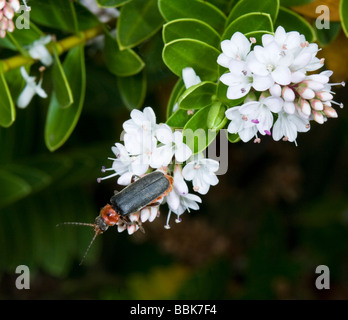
[313,111,324,124]
[282,86,295,102]
[310,99,323,111]
[323,105,338,118]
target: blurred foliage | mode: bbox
[0,0,348,300]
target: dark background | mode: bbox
[0,28,347,300]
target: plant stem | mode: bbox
[0,24,104,73]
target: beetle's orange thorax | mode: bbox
[100,204,120,226]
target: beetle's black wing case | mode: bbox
[110,171,170,216]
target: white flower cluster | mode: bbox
[98,106,220,234]
[0,0,20,38]
[218,26,344,145]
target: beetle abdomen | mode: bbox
[110,171,170,216]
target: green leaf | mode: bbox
[30,0,99,31]
[183,103,226,154]
[0,72,15,128]
[166,78,186,119]
[30,0,78,32]
[222,12,273,40]
[206,102,227,130]
[315,22,341,46]
[159,0,226,32]
[45,46,86,151]
[226,0,279,26]
[227,132,241,143]
[275,6,316,42]
[280,0,314,6]
[163,18,221,47]
[104,32,145,77]
[97,0,131,7]
[52,49,73,109]
[117,0,164,49]
[118,71,147,110]
[340,0,348,37]
[163,39,220,81]
[166,108,193,128]
[178,81,217,110]
[0,170,31,209]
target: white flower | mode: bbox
[272,111,310,144]
[239,96,283,136]
[123,106,157,136]
[217,32,251,67]
[17,67,47,109]
[151,125,192,168]
[97,143,138,185]
[247,41,293,86]
[220,59,274,99]
[182,153,219,195]
[165,165,201,229]
[225,106,258,142]
[28,36,53,67]
[182,67,201,88]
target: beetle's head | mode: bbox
[99,204,120,227]
[56,204,120,265]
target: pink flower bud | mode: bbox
[10,0,20,12]
[313,111,324,124]
[3,3,14,19]
[300,99,311,116]
[310,99,323,111]
[282,86,295,102]
[297,85,315,100]
[0,0,5,10]
[323,106,338,118]
[7,19,14,32]
[315,91,333,101]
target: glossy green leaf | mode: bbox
[0,72,15,128]
[206,102,227,130]
[45,46,86,151]
[118,71,146,110]
[30,0,99,31]
[315,22,341,46]
[0,170,31,208]
[183,103,225,154]
[117,0,164,49]
[222,12,273,40]
[52,49,73,109]
[275,6,316,42]
[166,108,194,128]
[97,0,131,7]
[166,78,186,119]
[280,0,314,6]
[178,81,217,110]
[4,67,26,103]
[30,0,78,32]
[226,0,279,26]
[163,39,220,81]
[104,32,145,77]
[159,0,226,32]
[163,18,221,47]
[340,0,348,37]
[227,132,241,143]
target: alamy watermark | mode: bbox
[15,265,30,290]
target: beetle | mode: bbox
[58,171,173,264]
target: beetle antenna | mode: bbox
[56,222,96,228]
[79,230,100,266]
